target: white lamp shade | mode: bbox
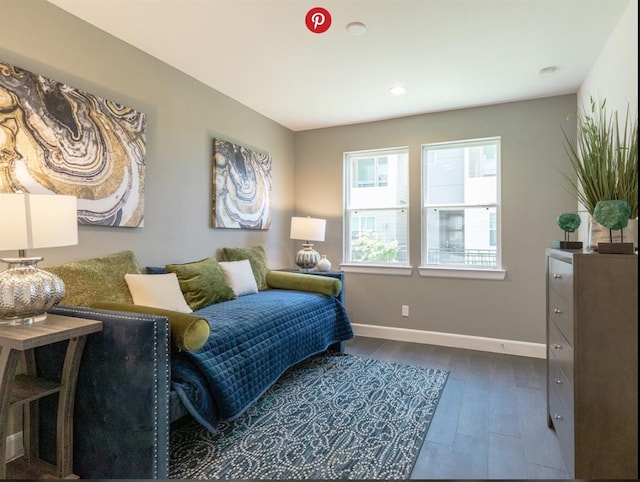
[290,216,326,242]
[0,193,78,251]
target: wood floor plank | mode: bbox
[515,385,568,470]
[421,343,453,369]
[412,435,489,480]
[488,432,529,479]
[488,382,522,438]
[345,335,383,357]
[526,461,572,479]
[424,376,464,446]
[443,346,473,380]
[456,377,491,439]
[487,350,518,385]
[410,441,454,479]
[511,354,546,390]
[465,349,495,380]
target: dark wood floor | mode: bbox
[344,336,572,480]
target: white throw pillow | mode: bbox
[124,273,193,313]
[218,259,259,296]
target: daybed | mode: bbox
[34,249,353,479]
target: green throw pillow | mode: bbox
[91,301,211,352]
[266,271,341,298]
[45,250,142,307]
[166,257,236,310]
[221,246,270,291]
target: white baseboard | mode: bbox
[5,431,24,462]
[351,323,546,358]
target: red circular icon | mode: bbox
[305,7,332,33]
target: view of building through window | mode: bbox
[344,147,409,264]
[422,138,500,268]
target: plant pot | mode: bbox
[551,240,583,250]
[588,217,638,252]
[597,242,635,254]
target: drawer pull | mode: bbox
[553,344,563,350]
[554,414,563,420]
[555,379,563,385]
[553,274,562,279]
[553,308,562,314]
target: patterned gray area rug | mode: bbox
[169,353,449,480]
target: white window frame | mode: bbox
[342,147,412,275]
[419,137,505,280]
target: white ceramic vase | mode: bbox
[316,255,331,272]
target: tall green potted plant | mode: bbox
[562,97,638,250]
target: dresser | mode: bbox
[546,249,637,479]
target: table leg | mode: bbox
[0,347,20,480]
[56,336,87,478]
[22,350,39,463]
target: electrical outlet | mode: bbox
[401,305,409,317]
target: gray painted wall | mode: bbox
[294,96,578,344]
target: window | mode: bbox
[421,137,501,271]
[344,147,409,266]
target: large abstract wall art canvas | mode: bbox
[212,139,272,230]
[0,61,146,227]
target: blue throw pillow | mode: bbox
[146,266,168,274]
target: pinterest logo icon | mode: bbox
[305,7,332,33]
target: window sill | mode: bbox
[418,266,506,280]
[340,264,413,276]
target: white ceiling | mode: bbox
[47,0,630,132]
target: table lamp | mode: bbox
[290,216,326,270]
[0,193,78,325]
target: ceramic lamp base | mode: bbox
[295,244,320,270]
[0,256,65,325]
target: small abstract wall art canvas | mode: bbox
[212,138,272,229]
[0,61,146,227]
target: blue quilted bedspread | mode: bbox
[171,289,353,434]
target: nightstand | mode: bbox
[0,314,103,479]
[278,269,345,305]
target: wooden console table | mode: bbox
[0,314,102,479]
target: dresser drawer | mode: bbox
[548,290,573,346]
[548,351,574,409]
[548,256,573,300]
[548,371,575,475]
[548,321,574,385]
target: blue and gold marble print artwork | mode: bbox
[212,138,272,230]
[0,61,146,227]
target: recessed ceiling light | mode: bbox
[390,85,406,96]
[538,66,558,76]
[346,22,367,35]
